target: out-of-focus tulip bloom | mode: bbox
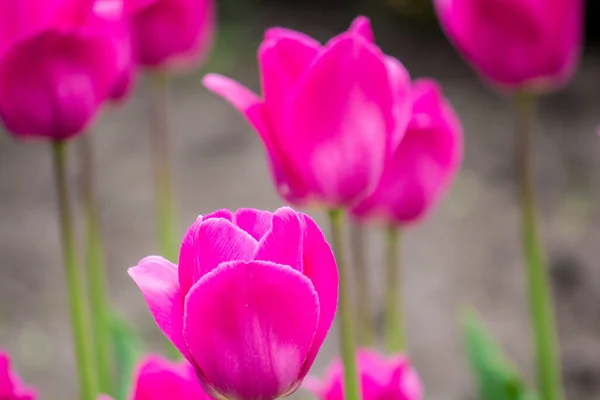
[129,207,338,400]
[98,355,211,400]
[0,351,36,400]
[0,0,133,140]
[434,0,583,92]
[351,79,463,225]
[203,16,412,207]
[304,349,422,400]
[126,0,215,69]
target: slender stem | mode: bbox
[515,93,563,400]
[78,134,113,394]
[51,141,98,400]
[349,221,375,346]
[148,72,181,360]
[149,72,179,263]
[384,225,405,352]
[328,209,361,400]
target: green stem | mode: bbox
[515,93,563,400]
[149,72,181,360]
[51,141,98,400]
[384,225,405,352]
[328,209,361,400]
[150,72,179,263]
[78,134,113,394]
[349,221,375,346]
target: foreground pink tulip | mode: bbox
[203,16,411,207]
[99,355,211,400]
[127,0,215,69]
[129,207,338,400]
[435,0,583,92]
[0,0,133,140]
[0,351,36,400]
[352,79,463,225]
[305,349,422,400]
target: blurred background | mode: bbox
[1,0,600,399]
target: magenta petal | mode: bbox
[128,257,189,359]
[298,213,338,376]
[284,34,395,206]
[132,355,211,400]
[190,218,257,280]
[203,209,234,221]
[384,56,412,150]
[178,216,203,296]
[347,16,374,43]
[253,207,303,272]
[259,27,320,133]
[183,260,319,400]
[233,208,273,241]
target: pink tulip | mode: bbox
[203,16,412,207]
[0,0,133,140]
[304,349,422,400]
[0,351,36,400]
[98,355,211,400]
[126,0,215,69]
[435,0,584,92]
[351,79,463,225]
[129,207,339,400]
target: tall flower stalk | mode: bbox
[384,225,405,352]
[350,221,374,346]
[52,141,98,400]
[328,209,361,400]
[78,134,113,393]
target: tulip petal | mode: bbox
[259,27,320,133]
[178,218,257,293]
[284,34,395,206]
[348,16,374,43]
[132,355,210,400]
[352,79,462,224]
[128,256,189,359]
[253,207,303,272]
[298,213,338,376]
[384,56,412,150]
[202,73,310,204]
[233,208,273,241]
[184,260,319,400]
[204,209,234,221]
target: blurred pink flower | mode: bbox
[0,0,133,140]
[304,349,422,400]
[434,0,584,92]
[203,16,412,207]
[351,79,463,225]
[129,207,338,400]
[126,0,215,69]
[99,355,211,400]
[0,351,36,400]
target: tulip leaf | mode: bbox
[461,309,540,400]
[109,312,144,400]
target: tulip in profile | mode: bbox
[434,0,584,92]
[0,0,133,140]
[352,79,463,225]
[98,355,211,400]
[203,16,412,207]
[0,351,36,400]
[127,0,215,69]
[304,349,422,400]
[130,207,338,400]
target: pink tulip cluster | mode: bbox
[0,351,36,400]
[204,16,463,226]
[99,355,212,400]
[130,207,339,400]
[305,349,422,400]
[0,0,214,141]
